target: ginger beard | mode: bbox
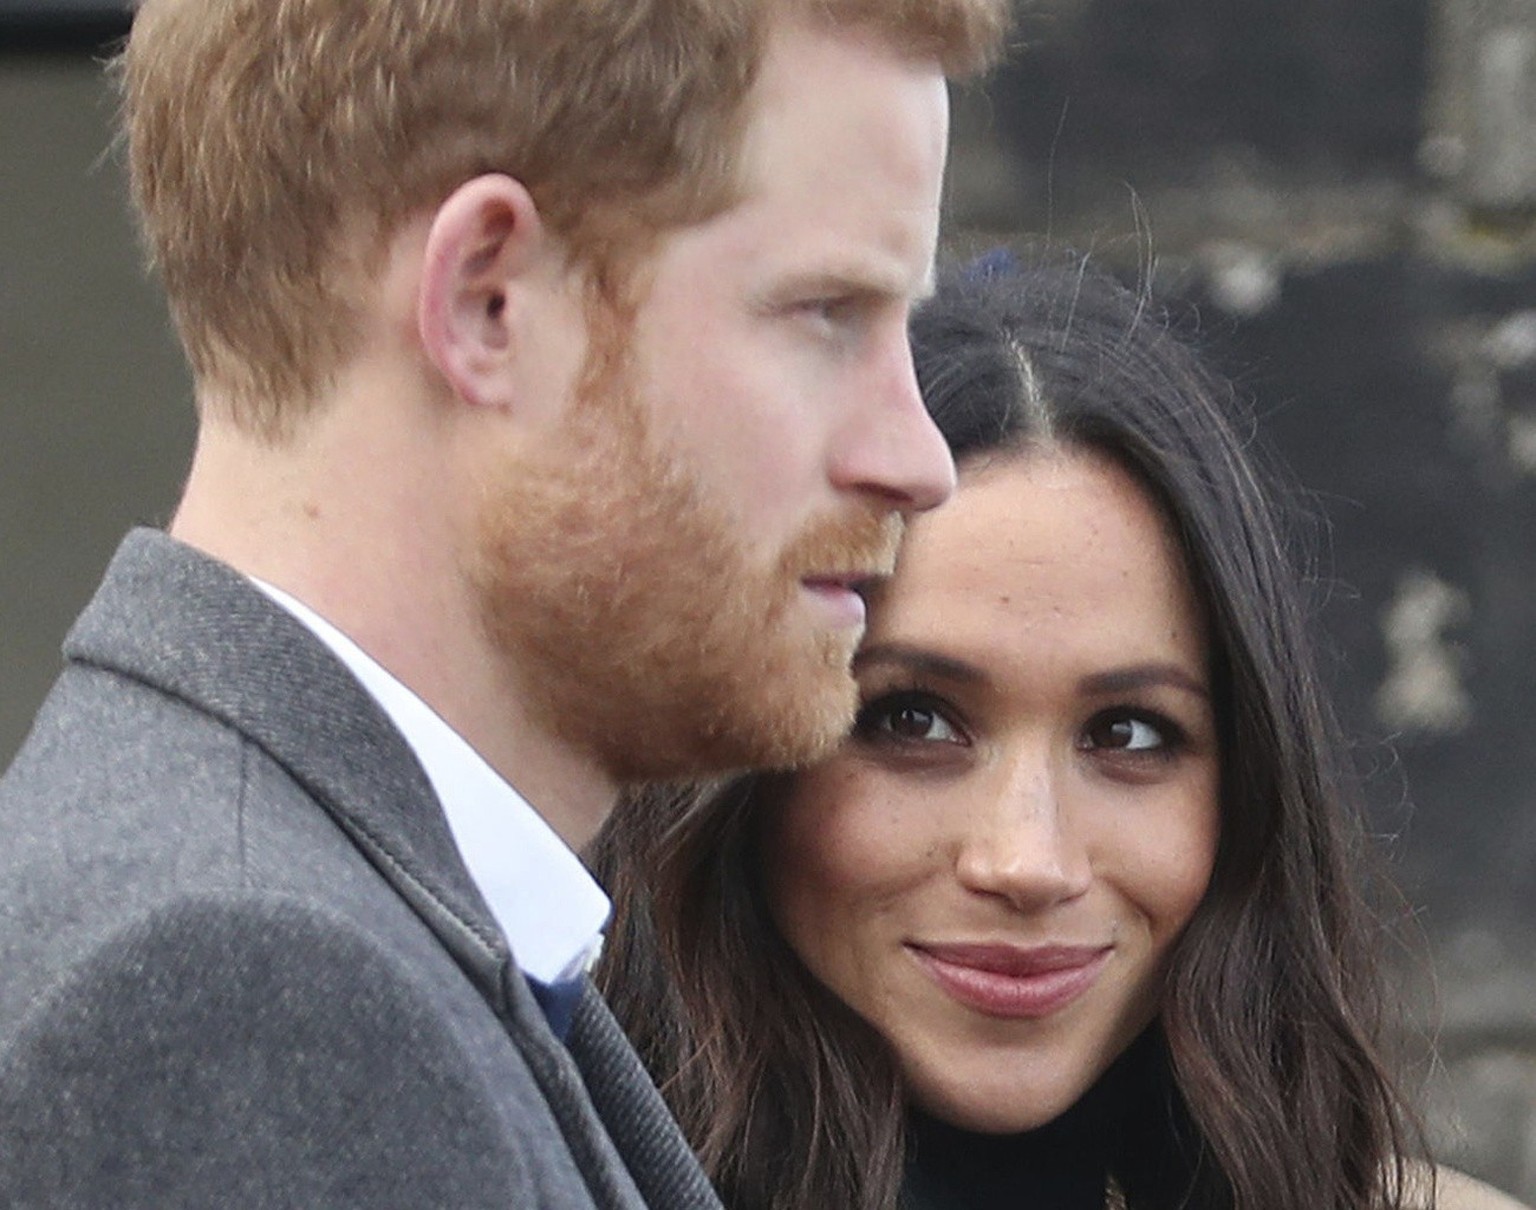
[471,328,902,785]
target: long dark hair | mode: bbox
[591,250,1423,1210]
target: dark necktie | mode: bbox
[526,973,585,1042]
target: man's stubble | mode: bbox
[470,326,901,786]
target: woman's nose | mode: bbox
[953,753,1093,910]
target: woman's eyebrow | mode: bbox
[1079,663,1209,699]
[852,643,987,686]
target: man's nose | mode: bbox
[829,334,956,514]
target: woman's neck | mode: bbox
[901,1030,1159,1210]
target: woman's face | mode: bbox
[763,449,1221,1134]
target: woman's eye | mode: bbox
[853,693,964,746]
[1081,712,1172,753]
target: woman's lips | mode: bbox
[909,943,1111,1019]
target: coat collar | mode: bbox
[64,528,513,1010]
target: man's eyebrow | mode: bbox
[1079,664,1210,699]
[767,262,931,304]
[852,642,986,685]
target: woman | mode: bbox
[591,253,1513,1209]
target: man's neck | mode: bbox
[170,411,620,850]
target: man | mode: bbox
[0,0,1005,1205]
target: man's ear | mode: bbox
[417,173,546,410]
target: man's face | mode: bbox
[630,18,956,571]
[475,20,956,784]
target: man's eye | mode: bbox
[799,294,874,334]
[853,692,964,745]
[801,297,848,324]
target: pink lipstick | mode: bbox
[909,943,1110,1019]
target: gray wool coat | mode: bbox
[0,529,722,1210]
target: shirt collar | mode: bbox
[251,578,610,983]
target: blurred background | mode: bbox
[3,0,1533,1197]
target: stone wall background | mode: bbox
[3,3,1533,1200]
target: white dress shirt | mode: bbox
[252,579,610,984]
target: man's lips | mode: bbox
[801,573,884,626]
[908,942,1111,1019]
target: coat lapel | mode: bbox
[569,985,723,1210]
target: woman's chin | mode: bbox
[906,1075,1085,1136]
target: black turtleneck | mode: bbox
[900,1032,1164,1210]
